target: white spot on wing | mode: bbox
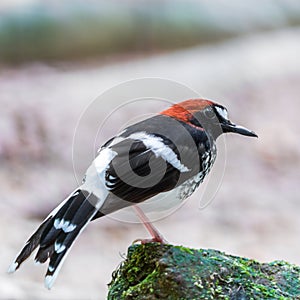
[129,132,190,172]
[94,148,118,172]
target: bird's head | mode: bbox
[160,99,257,139]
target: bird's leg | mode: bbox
[133,205,167,244]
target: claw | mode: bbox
[133,235,167,245]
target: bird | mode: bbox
[8,98,257,289]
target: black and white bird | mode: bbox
[8,99,257,289]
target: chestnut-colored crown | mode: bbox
[160,99,215,123]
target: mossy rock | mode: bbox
[108,243,300,300]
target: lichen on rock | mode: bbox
[108,243,300,299]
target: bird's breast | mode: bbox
[177,144,217,200]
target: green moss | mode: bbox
[108,243,300,299]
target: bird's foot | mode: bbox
[133,235,167,245]
[132,205,168,244]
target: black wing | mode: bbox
[104,133,202,204]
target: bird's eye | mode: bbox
[204,107,216,119]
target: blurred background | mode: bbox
[1,0,300,299]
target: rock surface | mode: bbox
[108,243,300,299]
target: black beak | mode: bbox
[222,122,258,138]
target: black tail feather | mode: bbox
[35,244,55,264]
[8,217,52,272]
[46,227,81,275]
[59,192,87,223]
[8,189,101,289]
[39,192,81,248]
[45,196,98,274]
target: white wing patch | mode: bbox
[82,147,118,199]
[128,132,190,173]
[94,148,118,175]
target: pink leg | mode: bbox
[133,205,167,244]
